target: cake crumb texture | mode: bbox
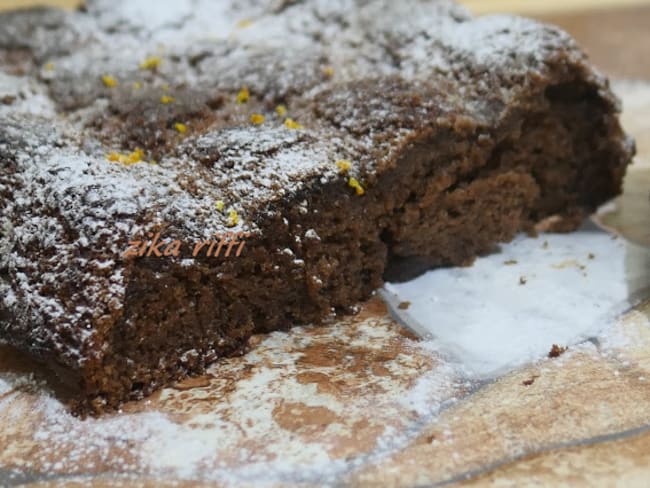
[0,0,634,412]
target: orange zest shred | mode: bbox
[250,113,265,125]
[284,118,303,130]
[139,56,162,70]
[236,87,250,104]
[227,208,240,227]
[335,160,352,174]
[106,148,146,166]
[101,75,118,88]
[348,177,365,196]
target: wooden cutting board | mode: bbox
[1,4,650,488]
[1,298,650,487]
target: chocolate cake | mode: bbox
[0,0,634,413]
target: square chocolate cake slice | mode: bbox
[0,0,634,412]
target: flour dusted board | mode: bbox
[1,297,650,487]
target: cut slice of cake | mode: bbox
[0,0,634,413]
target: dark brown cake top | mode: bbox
[0,0,602,227]
[0,0,616,363]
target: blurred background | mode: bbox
[0,0,649,13]
[0,0,648,79]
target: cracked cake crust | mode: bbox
[0,0,635,413]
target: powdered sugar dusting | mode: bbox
[0,0,635,465]
[0,0,613,378]
[0,307,461,485]
[1,295,648,486]
[385,226,650,377]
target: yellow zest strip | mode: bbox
[348,177,365,196]
[106,148,146,166]
[284,118,303,130]
[250,113,265,125]
[139,56,162,70]
[101,75,118,88]
[227,208,240,227]
[236,87,250,104]
[335,160,352,174]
